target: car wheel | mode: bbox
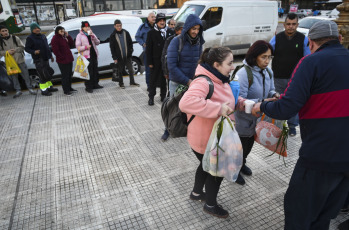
[123,58,141,75]
[29,70,40,88]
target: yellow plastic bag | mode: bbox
[73,54,90,80]
[5,51,21,75]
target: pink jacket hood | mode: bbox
[179,64,236,154]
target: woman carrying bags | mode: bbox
[51,26,76,96]
[234,40,279,185]
[75,21,102,93]
[179,47,237,219]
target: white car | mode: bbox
[297,16,336,37]
[25,14,144,84]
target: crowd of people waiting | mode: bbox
[0,11,348,229]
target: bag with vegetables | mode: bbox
[202,116,243,182]
[255,114,288,159]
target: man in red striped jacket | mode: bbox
[253,20,349,230]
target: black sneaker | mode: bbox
[148,98,154,106]
[161,130,170,141]
[130,82,140,87]
[93,84,104,89]
[340,207,349,214]
[0,90,7,96]
[48,86,58,92]
[70,88,77,92]
[120,84,125,89]
[41,90,52,96]
[289,127,296,137]
[85,88,93,93]
[190,192,206,202]
[64,92,73,96]
[13,91,22,98]
[203,204,229,219]
[235,173,245,186]
[240,165,252,176]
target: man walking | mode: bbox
[0,25,36,98]
[109,19,139,89]
[269,13,310,136]
[25,23,58,96]
[135,12,155,90]
[146,13,174,106]
[253,20,349,230]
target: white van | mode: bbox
[25,14,143,83]
[174,0,278,55]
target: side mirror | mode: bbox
[201,20,207,31]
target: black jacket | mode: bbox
[146,27,174,66]
[109,29,133,65]
[25,33,52,61]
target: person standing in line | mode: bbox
[75,21,102,94]
[25,23,58,96]
[269,13,310,136]
[252,20,349,230]
[51,26,77,96]
[234,40,279,186]
[159,21,184,141]
[109,19,139,89]
[135,12,156,91]
[146,13,174,106]
[167,19,176,30]
[0,25,36,98]
[179,47,237,219]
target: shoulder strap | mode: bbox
[177,35,183,62]
[265,68,272,79]
[187,75,214,125]
[12,35,18,47]
[243,65,253,89]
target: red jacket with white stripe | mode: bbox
[261,40,349,172]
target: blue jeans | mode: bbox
[169,80,179,97]
[274,78,299,128]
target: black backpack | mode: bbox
[231,64,272,88]
[161,75,214,138]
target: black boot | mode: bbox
[148,97,154,106]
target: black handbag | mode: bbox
[0,61,14,91]
[110,63,119,82]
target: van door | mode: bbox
[201,7,224,48]
[222,5,253,55]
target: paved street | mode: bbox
[0,74,347,230]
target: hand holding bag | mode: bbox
[73,53,90,80]
[203,117,243,182]
[5,51,21,75]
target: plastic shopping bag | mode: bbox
[255,114,288,157]
[203,117,243,182]
[73,54,90,80]
[5,51,21,75]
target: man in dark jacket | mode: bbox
[109,19,139,89]
[146,13,174,106]
[253,20,349,230]
[25,23,58,96]
[269,13,311,136]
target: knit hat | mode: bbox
[30,22,40,32]
[174,21,184,31]
[155,13,166,23]
[308,20,339,40]
[81,21,90,28]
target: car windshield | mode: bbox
[298,18,322,29]
[175,4,205,22]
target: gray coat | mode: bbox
[235,60,276,137]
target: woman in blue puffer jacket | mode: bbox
[167,14,205,96]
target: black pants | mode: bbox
[117,57,135,86]
[34,59,53,83]
[239,135,255,166]
[192,150,223,206]
[58,62,73,94]
[85,57,99,89]
[148,60,166,99]
[284,161,349,230]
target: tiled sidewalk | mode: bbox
[0,75,347,229]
